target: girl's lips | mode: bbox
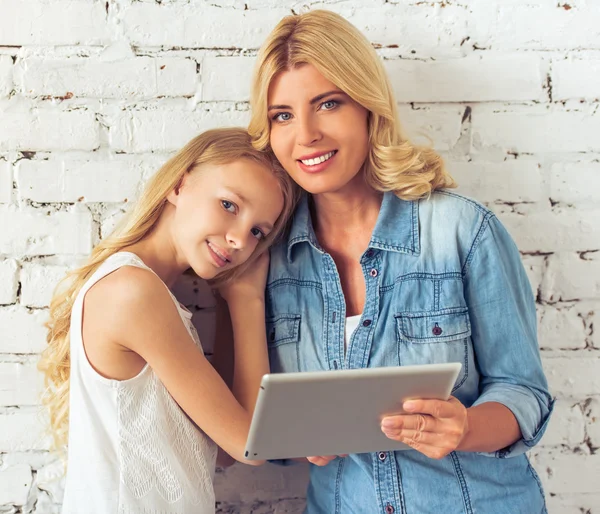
[206,242,228,268]
[297,150,338,174]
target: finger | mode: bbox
[381,414,437,433]
[382,428,456,448]
[400,438,452,460]
[403,398,459,419]
[306,455,337,466]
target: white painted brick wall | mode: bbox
[0,1,598,512]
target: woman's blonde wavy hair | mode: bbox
[39,127,298,452]
[249,9,456,200]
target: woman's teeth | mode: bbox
[208,242,230,263]
[300,151,336,166]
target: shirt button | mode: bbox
[432,324,442,336]
[369,269,378,278]
[378,451,386,461]
[362,319,372,327]
[366,250,374,258]
[386,504,395,514]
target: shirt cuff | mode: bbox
[471,383,555,458]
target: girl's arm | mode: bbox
[91,260,269,465]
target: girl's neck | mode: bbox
[123,206,186,288]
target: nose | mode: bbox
[226,225,249,251]
[297,113,322,147]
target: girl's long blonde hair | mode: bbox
[249,9,456,200]
[39,127,298,452]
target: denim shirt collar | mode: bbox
[286,191,420,262]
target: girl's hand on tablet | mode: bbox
[307,455,348,466]
[380,396,469,460]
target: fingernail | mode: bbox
[403,401,416,411]
[381,418,394,428]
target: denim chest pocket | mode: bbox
[395,307,471,391]
[266,315,301,373]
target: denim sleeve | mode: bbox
[463,213,554,458]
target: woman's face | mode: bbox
[267,64,370,196]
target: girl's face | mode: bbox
[168,159,284,280]
[267,64,370,196]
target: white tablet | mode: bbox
[244,362,462,461]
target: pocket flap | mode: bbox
[396,308,471,343]
[266,315,301,347]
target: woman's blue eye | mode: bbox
[273,112,292,122]
[251,227,265,240]
[321,100,337,110]
[221,200,236,213]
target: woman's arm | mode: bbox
[382,214,553,459]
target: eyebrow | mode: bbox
[226,188,274,231]
[267,90,346,111]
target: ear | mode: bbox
[166,175,187,206]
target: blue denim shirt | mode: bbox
[266,190,554,514]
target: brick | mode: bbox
[17,57,196,99]
[522,255,544,296]
[398,106,462,152]
[121,4,289,48]
[548,161,600,207]
[0,259,18,305]
[538,398,584,447]
[110,108,250,153]
[201,56,254,102]
[351,4,469,50]
[450,160,542,203]
[0,54,12,98]
[0,464,32,506]
[0,159,12,203]
[543,355,600,397]
[0,0,109,46]
[472,106,600,154]
[0,207,93,256]
[543,253,600,302]
[0,104,99,152]
[545,494,600,514]
[35,459,66,505]
[20,263,70,309]
[498,210,600,253]
[552,58,600,101]
[386,54,544,103]
[473,3,600,50]
[0,408,51,451]
[538,304,588,351]
[0,361,43,407]
[532,451,600,494]
[16,159,143,203]
[582,397,600,449]
[0,307,48,354]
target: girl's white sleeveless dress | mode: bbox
[61,252,218,514]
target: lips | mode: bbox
[207,241,231,268]
[296,150,338,174]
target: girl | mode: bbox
[39,128,297,514]
[240,9,552,514]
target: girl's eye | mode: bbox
[272,112,292,122]
[221,200,237,213]
[321,100,338,110]
[251,227,265,240]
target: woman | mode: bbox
[233,9,553,514]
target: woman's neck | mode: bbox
[311,185,382,238]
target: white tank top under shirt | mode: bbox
[62,252,217,514]
[345,314,362,354]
